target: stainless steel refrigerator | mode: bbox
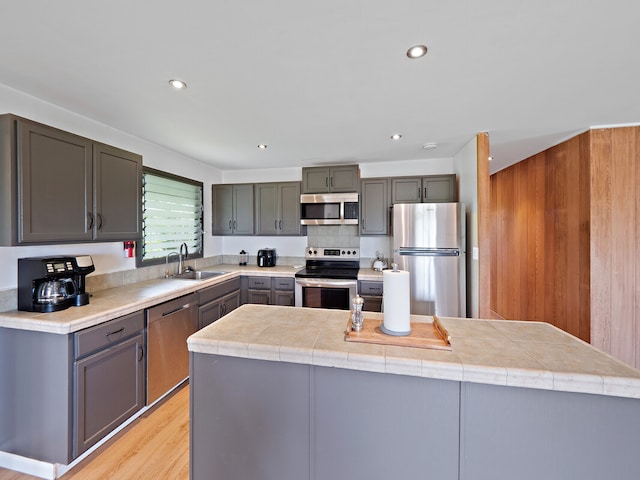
[392,202,466,317]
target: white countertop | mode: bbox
[0,264,383,334]
[188,304,640,400]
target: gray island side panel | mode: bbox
[459,382,640,480]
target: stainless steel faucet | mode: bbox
[165,251,180,277]
[179,243,189,274]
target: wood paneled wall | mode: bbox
[590,127,640,368]
[491,126,640,368]
[490,132,591,342]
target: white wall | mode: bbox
[0,84,223,290]
[453,137,479,318]
[0,82,464,291]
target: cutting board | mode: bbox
[344,315,452,351]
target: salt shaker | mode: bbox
[351,295,364,332]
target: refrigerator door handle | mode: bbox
[398,247,460,256]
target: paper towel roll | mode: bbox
[382,269,411,336]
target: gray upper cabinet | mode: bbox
[360,178,390,236]
[391,174,456,204]
[255,182,301,236]
[212,184,254,235]
[302,165,359,193]
[0,115,142,245]
[93,143,142,241]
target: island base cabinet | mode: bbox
[312,367,460,480]
[190,355,310,480]
[459,383,640,480]
[190,354,460,480]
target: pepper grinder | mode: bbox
[351,295,364,332]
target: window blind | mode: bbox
[142,170,203,262]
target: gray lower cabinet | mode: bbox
[0,310,144,464]
[358,280,383,312]
[198,277,241,329]
[391,174,456,204]
[360,178,390,235]
[243,276,295,306]
[73,317,145,457]
[211,184,254,235]
[254,182,302,235]
[301,165,359,193]
[0,114,142,245]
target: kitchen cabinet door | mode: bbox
[73,333,145,457]
[212,184,234,235]
[233,183,254,235]
[391,177,421,204]
[93,143,142,241]
[278,182,301,235]
[255,183,279,235]
[17,118,94,243]
[423,174,456,202]
[212,184,254,235]
[360,178,390,235]
[302,165,359,193]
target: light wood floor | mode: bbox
[0,384,189,480]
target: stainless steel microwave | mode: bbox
[300,192,359,225]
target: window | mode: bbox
[137,167,204,266]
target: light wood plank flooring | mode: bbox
[0,384,189,480]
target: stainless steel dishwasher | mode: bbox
[146,293,198,405]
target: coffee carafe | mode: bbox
[18,257,80,312]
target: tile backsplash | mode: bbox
[306,225,360,248]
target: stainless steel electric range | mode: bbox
[294,247,359,310]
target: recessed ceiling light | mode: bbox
[391,133,402,141]
[257,144,268,150]
[168,79,187,89]
[406,45,428,59]
[422,142,438,150]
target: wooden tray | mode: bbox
[344,315,452,351]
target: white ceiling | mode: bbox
[1,1,638,174]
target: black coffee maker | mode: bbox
[73,255,95,306]
[18,257,82,312]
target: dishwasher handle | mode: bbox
[161,303,192,317]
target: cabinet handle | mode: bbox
[330,176,333,187]
[221,304,226,316]
[275,219,278,230]
[362,218,366,230]
[418,187,421,200]
[325,177,329,187]
[97,213,103,230]
[233,220,237,230]
[87,212,94,229]
[279,220,282,230]
[106,327,124,338]
[423,187,427,200]
[138,345,144,362]
[229,220,232,230]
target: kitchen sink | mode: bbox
[172,270,228,280]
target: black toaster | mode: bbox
[257,248,276,267]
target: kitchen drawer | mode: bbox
[247,277,272,290]
[359,281,383,296]
[198,277,240,305]
[273,277,294,291]
[361,295,383,312]
[74,310,144,360]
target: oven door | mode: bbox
[295,278,357,310]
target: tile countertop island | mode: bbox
[187,304,640,480]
